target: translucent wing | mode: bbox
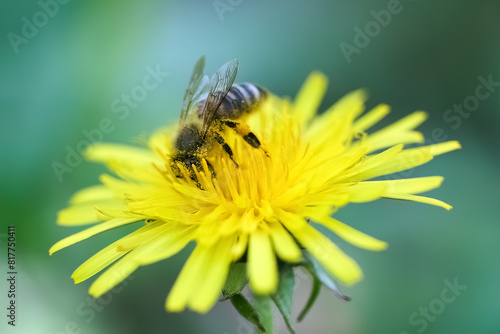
[200,59,239,138]
[180,56,206,122]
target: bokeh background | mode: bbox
[1,0,499,333]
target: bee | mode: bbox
[170,56,267,184]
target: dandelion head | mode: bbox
[50,71,460,315]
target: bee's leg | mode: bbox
[213,132,239,167]
[223,120,269,156]
[205,160,216,179]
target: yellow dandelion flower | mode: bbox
[50,70,460,315]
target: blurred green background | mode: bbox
[1,0,499,333]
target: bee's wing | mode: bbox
[180,56,206,122]
[200,59,239,138]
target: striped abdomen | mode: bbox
[216,83,266,119]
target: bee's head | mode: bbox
[170,155,215,188]
[170,155,200,179]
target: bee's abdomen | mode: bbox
[218,83,266,119]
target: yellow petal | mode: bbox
[281,216,362,286]
[293,71,328,124]
[347,182,388,203]
[241,209,261,233]
[98,174,131,193]
[89,253,138,298]
[303,148,367,189]
[57,199,126,225]
[85,143,158,165]
[94,205,133,220]
[426,140,461,156]
[321,89,368,120]
[353,104,390,132]
[363,111,428,152]
[148,125,176,157]
[350,145,432,181]
[269,222,302,262]
[364,176,444,195]
[72,242,129,284]
[106,159,162,183]
[306,89,367,147]
[89,225,194,299]
[132,226,194,265]
[368,111,427,139]
[166,244,210,312]
[189,238,234,313]
[360,141,461,180]
[69,185,115,204]
[150,207,191,223]
[71,224,152,283]
[385,194,453,210]
[115,221,166,251]
[219,213,245,237]
[49,218,138,255]
[301,226,362,285]
[85,144,163,183]
[248,230,278,294]
[366,131,424,153]
[231,233,248,261]
[339,144,403,182]
[312,216,387,251]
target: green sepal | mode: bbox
[230,294,267,333]
[221,262,248,301]
[252,293,274,333]
[303,251,351,301]
[271,264,295,334]
[297,263,322,322]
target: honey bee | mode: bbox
[170,56,267,184]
